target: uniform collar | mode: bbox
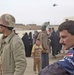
[70,46,74,50]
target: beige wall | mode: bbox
[15,24,59,31]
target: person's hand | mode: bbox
[31,55,34,58]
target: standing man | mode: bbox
[37,25,50,69]
[48,27,51,38]
[0,14,27,75]
[50,28,59,58]
[47,28,52,53]
[38,20,74,75]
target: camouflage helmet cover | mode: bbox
[0,14,15,27]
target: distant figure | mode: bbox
[50,28,59,58]
[22,32,30,57]
[33,31,39,44]
[28,32,33,57]
[31,39,43,74]
[56,30,62,53]
[48,28,52,37]
[37,25,50,69]
[47,28,52,53]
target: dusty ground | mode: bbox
[24,51,66,75]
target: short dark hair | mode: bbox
[52,27,54,30]
[58,20,74,35]
[49,28,51,29]
[41,25,46,31]
[36,39,40,41]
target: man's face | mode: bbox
[0,26,3,33]
[48,28,51,32]
[60,30,74,50]
[0,25,5,34]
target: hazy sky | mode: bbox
[0,0,74,25]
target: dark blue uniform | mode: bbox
[38,47,74,75]
[57,48,74,74]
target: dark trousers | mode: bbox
[38,63,70,75]
[41,53,49,69]
[52,46,58,56]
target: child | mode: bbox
[31,39,43,74]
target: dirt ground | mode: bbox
[24,50,66,75]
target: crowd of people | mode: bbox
[21,26,62,59]
[0,13,74,75]
[21,23,63,74]
[22,32,33,57]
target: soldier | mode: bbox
[0,14,27,75]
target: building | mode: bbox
[15,23,59,31]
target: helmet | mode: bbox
[0,14,15,27]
